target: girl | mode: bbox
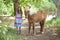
[14,7,22,34]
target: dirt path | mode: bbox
[20,19,60,40]
[21,27,60,40]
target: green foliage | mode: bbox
[55,18,60,26]
[19,0,56,10]
[0,0,56,16]
[46,18,60,26]
[0,0,14,15]
[0,24,20,40]
[47,18,60,30]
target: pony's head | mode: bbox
[24,6,38,16]
[24,6,31,18]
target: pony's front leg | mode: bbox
[28,22,31,34]
[32,22,35,34]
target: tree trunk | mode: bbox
[53,0,60,18]
[13,0,19,16]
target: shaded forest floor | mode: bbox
[21,19,60,40]
[0,16,60,40]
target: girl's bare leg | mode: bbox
[19,27,21,34]
[16,27,20,34]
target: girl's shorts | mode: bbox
[14,23,22,28]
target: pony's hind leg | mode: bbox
[40,20,45,34]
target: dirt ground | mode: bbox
[21,28,60,40]
[0,17,60,40]
[20,19,60,40]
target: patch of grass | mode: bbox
[46,18,60,25]
[0,16,23,40]
[46,18,60,29]
[0,24,22,40]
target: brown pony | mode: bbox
[24,6,48,34]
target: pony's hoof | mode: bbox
[40,32,44,34]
